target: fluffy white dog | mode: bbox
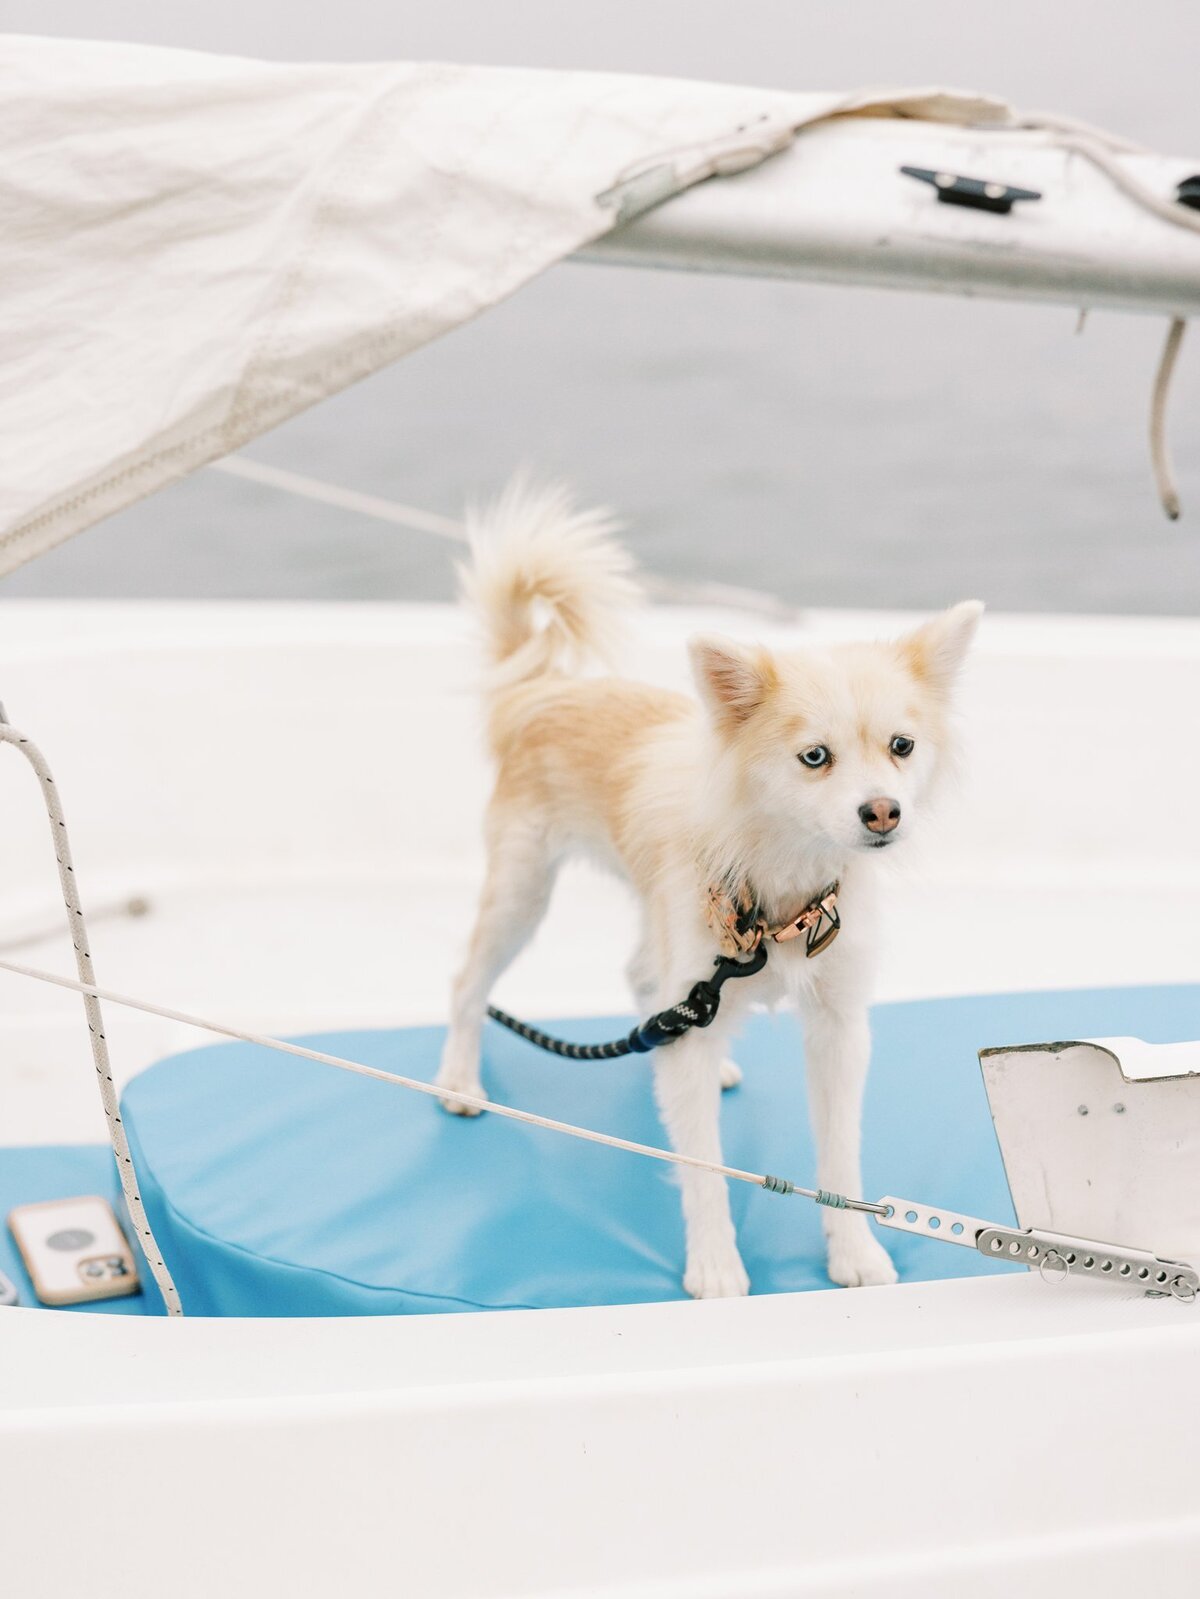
[438,482,982,1298]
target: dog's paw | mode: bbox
[435,1038,488,1115]
[826,1233,898,1289]
[437,1086,488,1117]
[435,1065,488,1117]
[684,1246,751,1300]
[719,1057,743,1091]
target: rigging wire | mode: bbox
[0,950,886,1217]
[209,457,802,623]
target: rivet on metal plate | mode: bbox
[1039,1249,1069,1284]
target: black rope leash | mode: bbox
[486,943,769,1061]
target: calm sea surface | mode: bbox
[5,1,1199,614]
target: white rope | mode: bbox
[1150,318,1187,521]
[1017,119,1195,520]
[210,456,801,623]
[210,456,465,540]
[0,952,822,1204]
[0,721,183,1315]
[641,573,802,624]
[1014,111,1147,156]
[0,894,150,955]
[1030,128,1200,238]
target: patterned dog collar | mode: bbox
[706,880,841,960]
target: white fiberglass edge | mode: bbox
[2,1278,1197,1599]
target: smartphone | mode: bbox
[7,1196,140,1306]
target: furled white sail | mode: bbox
[0,35,1008,573]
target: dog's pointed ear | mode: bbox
[902,601,984,693]
[689,635,778,730]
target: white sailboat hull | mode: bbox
[1,599,1197,1596]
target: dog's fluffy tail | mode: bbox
[460,477,640,696]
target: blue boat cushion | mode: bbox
[114,985,1200,1318]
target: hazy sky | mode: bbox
[4,3,1199,612]
[8,0,1197,147]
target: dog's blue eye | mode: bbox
[890,735,915,758]
[798,746,831,769]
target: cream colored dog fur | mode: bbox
[438,482,982,1298]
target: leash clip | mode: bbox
[710,942,769,986]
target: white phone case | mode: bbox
[8,1195,140,1306]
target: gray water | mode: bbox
[5,0,1200,614]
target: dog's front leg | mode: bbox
[802,998,898,1288]
[653,1030,750,1299]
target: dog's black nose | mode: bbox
[859,797,901,835]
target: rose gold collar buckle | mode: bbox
[770,883,841,958]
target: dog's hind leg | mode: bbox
[437,824,558,1115]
